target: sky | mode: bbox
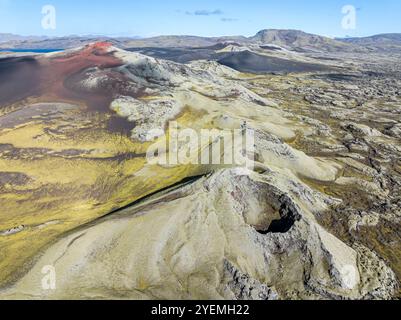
[0,0,400,38]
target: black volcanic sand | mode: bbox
[127,47,217,64]
[0,57,41,106]
[260,45,283,51]
[310,73,362,82]
[218,51,331,74]
[128,47,331,74]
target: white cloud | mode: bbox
[185,9,224,16]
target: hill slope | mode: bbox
[250,29,359,52]
[339,33,401,52]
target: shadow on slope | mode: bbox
[218,50,331,74]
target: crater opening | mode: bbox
[252,194,301,235]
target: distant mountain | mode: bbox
[250,29,359,53]
[338,33,401,52]
[124,30,359,53]
[0,33,47,43]
[0,35,123,49]
[123,35,216,48]
[123,35,248,48]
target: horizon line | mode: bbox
[1,29,401,41]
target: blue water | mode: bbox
[0,49,63,53]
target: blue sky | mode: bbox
[0,0,400,38]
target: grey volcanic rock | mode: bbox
[223,260,278,300]
[384,124,401,138]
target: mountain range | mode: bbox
[1,29,401,53]
[339,33,401,52]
